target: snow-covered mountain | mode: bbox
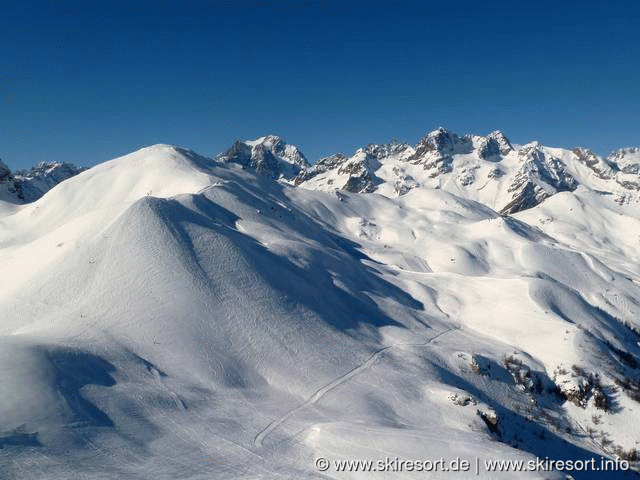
[294,128,640,215]
[0,160,85,204]
[1,135,640,479]
[216,135,309,180]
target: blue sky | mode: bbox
[1,0,639,169]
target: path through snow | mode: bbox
[254,326,458,449]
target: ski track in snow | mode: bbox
[253,326,458,449]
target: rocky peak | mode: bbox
[217,140,252,165]
[363,140,412,160]
[410,127,461,158]
[518,144,577,190]
[407,128,474,176]
[608,148,640,174]
[478,131,513,159]
[13,161,85,203]
[269,129,640,215]
[336,150,378,193]
[0,159,85,203]
[293,153,349,185]
[500,144,578,215]
[572,148,616,180]
[573,147,602,166]
[217,136,309,180]
[317,152,349,168]
[15,161,84,183]
[257,135,308,169]
[488,130,513,152]
[293,149,380,193]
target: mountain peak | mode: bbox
[363,140,413,160]
[247,134,285,148]
[217,135,309,180]
[0,157,85,204]
[487,130,513,154]
[424,126,458,146]
[11,161,86,203]
[409,127,473,160]
[608,147,640,174]
[291,128,640,214]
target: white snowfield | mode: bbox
[1,133,640,479]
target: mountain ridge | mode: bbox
[214,128,640,214]
[0,159,85,204]
[4,129,640,216]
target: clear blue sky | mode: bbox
[1,0,639,169]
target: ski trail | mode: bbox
[254,326,457,449]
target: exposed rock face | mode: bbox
[607,148,640,191]
[218,140,253,168]
[500,145,578,215]
[337,151,379,193]
[501,182,549,215]
[0,160,85,203]
[478,131,513,159]
[364,140,412,160]
[609,147,640,174]
[216,135,309,180]
[409,127,472,159]
[13,162,86,202]
[226,130,640,215]
[572,148,616,180]
[294,149,382,193]
[292,128,522,209]
[294,153,348,185]
[300,150,378,193]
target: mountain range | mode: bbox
[4,129,640,214]
[0,160,85,204]
[1,129,640,479]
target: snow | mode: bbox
[1,137,640,479]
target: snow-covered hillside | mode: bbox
[1,134,640,479]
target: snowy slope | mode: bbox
[1,140,640,479]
